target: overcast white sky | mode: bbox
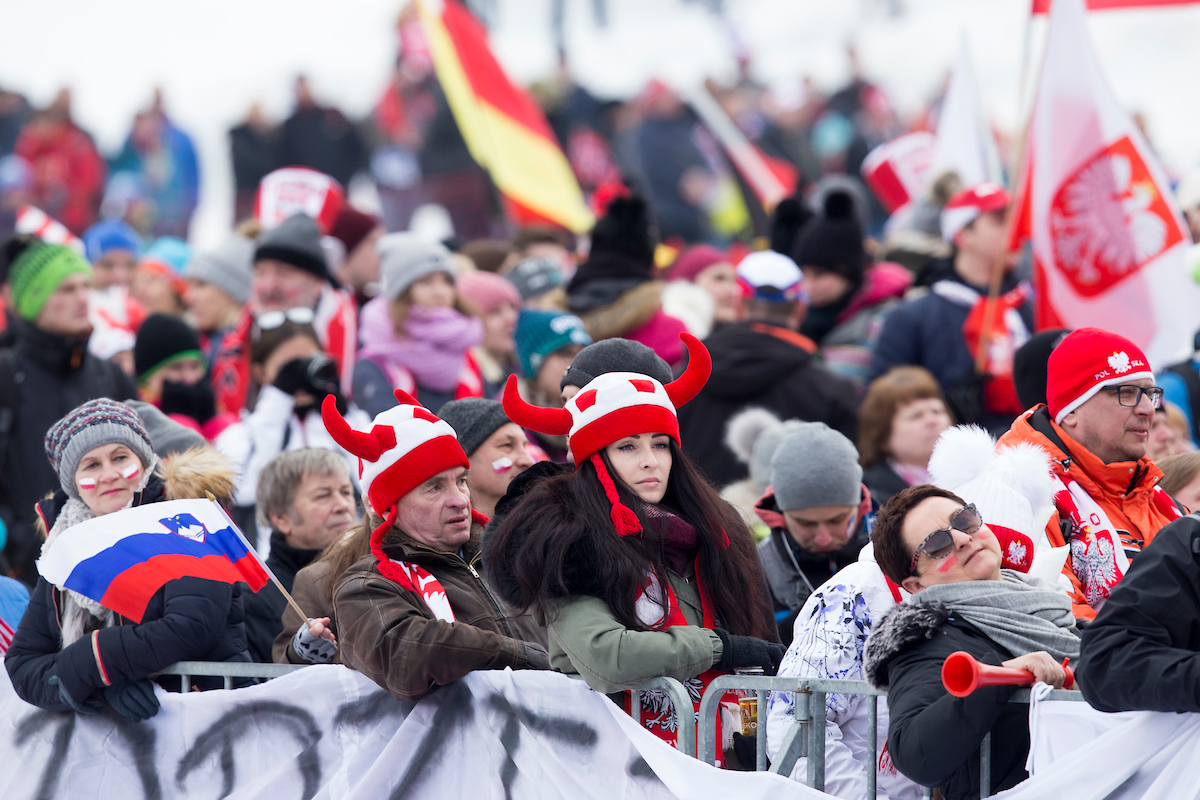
[2,0,1198,248]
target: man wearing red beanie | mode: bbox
[999,327,1183,620]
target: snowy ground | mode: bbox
[2,0,1199,249]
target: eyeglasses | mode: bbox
[255,307,315,331]
[908,504,983,576]
[1104,385,1163,409]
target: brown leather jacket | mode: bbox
[332,526,545,701]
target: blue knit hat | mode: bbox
[83,219,142,264]
[514,309,591,380]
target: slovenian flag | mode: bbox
[36,499,271,624]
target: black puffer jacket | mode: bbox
[677,321,859,487]
[0,321,135,585]
[4,468,249,710]
[864,601,1030,800]
[1078,514,1200,712]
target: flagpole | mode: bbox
[209,496,316,627]
[974,4,1043,375]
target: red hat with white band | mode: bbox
[1046,327,1154,424]
[322,390,469,558]
[941,182,1011,244]
[503,333,711,537]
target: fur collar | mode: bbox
[864,599,952,689]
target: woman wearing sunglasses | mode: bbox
[863,484,1081,799]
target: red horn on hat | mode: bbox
[501,374,572,436]
[321,395,396,462]
[663,333,711,409]
[393,388,420,406]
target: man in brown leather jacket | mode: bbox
[323,390,548,702]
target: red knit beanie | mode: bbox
[666,245,728,283]
[330,205,380,255]
[1046,327,1154,424]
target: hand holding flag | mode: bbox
[36,499,272,624]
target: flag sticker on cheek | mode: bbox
[121,464,141,480]
[78,478,97,490]
[492,457,513,474]
[937,556,957,573]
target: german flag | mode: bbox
[418,0,594,233]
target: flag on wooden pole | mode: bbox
[1009,0,1200,366]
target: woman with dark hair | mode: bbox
[486,333,783,759]
[859,366,953,506]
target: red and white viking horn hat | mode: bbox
[322,390,469,561]
[503,333,712,537]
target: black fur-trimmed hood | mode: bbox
[864,599,952,689]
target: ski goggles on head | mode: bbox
[255,306,315,331]
[908,503,983,576]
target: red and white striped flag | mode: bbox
[0,618,15,656]
[1009,0,1200,367]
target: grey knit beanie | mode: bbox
[559,338,673,391]
[771,423,863,511]
[507,256,564,301]
[377,232,456,300]
[45,399,157,499]
[438,398,512,457]
[254,213,329,282]
[124,400,205,458]
[189,235,254,304]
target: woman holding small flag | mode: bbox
[484,333,783,764]
[5,399,251,721]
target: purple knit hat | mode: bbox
[45,399,156,499]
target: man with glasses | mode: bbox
[999,327,1183,620]
[864,484,1079,799]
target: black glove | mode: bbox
[103,678,161,721]
[273,355,346,413]
[714,629,786,675]
[731,732,762,771]
[272,357,311,395]
[160,379,217,424]
[48,674,103,715]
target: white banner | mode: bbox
[0,663,832,800]
[994,688,1200,800]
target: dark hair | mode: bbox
[511,225,574,256]
[250,320,320,365]
[858,367,950,467]
[487,440,778,641]
[873,484,966,584]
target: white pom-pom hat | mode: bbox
[928,425,1058,572]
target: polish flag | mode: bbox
[1032,0,1198,13]
[1009,0,1200,367]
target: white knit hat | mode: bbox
[928,425,1058,572]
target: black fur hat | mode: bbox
[588,193,657,269]
[790,190,866,283]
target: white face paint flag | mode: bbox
[1008,0,1200,368]
[0,665,835,800]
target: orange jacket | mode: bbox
[998,406,1175,620]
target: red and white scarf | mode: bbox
[1052,476,1181,609]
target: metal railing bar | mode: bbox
[627,677,696,759]
[867,693,878,799]
[755,688,767,771]
[980,731,992,798]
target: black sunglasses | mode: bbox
[908,504,983,576]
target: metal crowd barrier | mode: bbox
[696,675,1086,798]
[158,660,307,691]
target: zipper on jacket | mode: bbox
[408,541,519,639]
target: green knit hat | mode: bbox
[7,241,91,321]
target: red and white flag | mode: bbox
[1032,0,1199,13]
[1009,0,1200,367]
